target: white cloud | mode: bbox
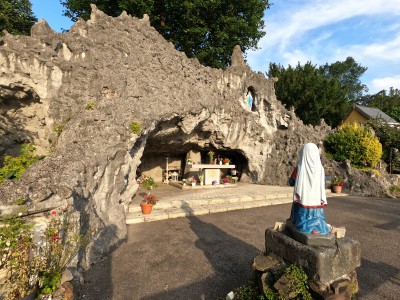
[370,76,400,93]
[246,0,400,93]
[260,0,400,51]
[353,35,400,61]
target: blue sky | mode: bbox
[31,0,400,94]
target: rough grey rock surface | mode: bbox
[0,5,395,266]
[265,228,361,285]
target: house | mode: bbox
[342,105,400,126]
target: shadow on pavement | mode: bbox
[142,214,260,299]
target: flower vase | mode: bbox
[192,182,196,187]
[333,185,342,193]
[140,202,153,214]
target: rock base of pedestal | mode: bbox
[251,228,361,299]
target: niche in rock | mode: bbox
[137,119,249,183]
[0,83,49,159]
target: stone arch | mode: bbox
[136,116,250,184]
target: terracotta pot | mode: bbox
[140,202,153,214]
[333,185,342,193]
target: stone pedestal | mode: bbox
[252,228,361,299]
[265,228,360,285]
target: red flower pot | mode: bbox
[140,202,153,214]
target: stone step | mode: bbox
[126,188,347,225]
[126,196,293,224]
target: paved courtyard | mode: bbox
[80,192,400,300]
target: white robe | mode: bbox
[293,143,327,207]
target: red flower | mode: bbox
[50,210,57,215]
[53,233,60,240]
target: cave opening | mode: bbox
[136,119,249,184]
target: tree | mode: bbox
[366,119,400,163]
[0,0,37,36]
[268,57,368,127]
[268,61,351,127]
[61,0,270,68]
[319,57,368,103]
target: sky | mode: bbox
[31,0,400,94]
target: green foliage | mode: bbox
[319,57,368,103]
[357,87,400,119]
[139,174,158,191]
[324,123,382,168]
[284,264,312,300]
[233,282,262,300]
[0,0,38,36]
[365,119,400,164]
[14,197,26,205]
[0,210,90,299]
[129,121,142,134]
[0,216,38,299]
[85,101,95,110]
[389,185,400,197]
[54,124,64,136]
[388,106,400,122]
[0,144,43,184]
[61,0,270,68]
[268,61,354,127]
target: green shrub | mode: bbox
[366,119,400,164]
[324,122,382,168]
[129,121,142,134]
[284,264,312,300]
[0,144,44,184]
[233,282,261,300]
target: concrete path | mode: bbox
[126,183,346,224]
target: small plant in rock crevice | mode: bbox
[129,121,142,134]
[54,124,64,136]
[85,101,95,110]
[0,144,44,184]
[283,264,312,300]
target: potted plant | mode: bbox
[222,158,230,165]
[141,194,159,214]
[332,176,344,193]
[191,178,197,187]
[138,175,159,214]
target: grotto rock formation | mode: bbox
[0,5,393,266]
